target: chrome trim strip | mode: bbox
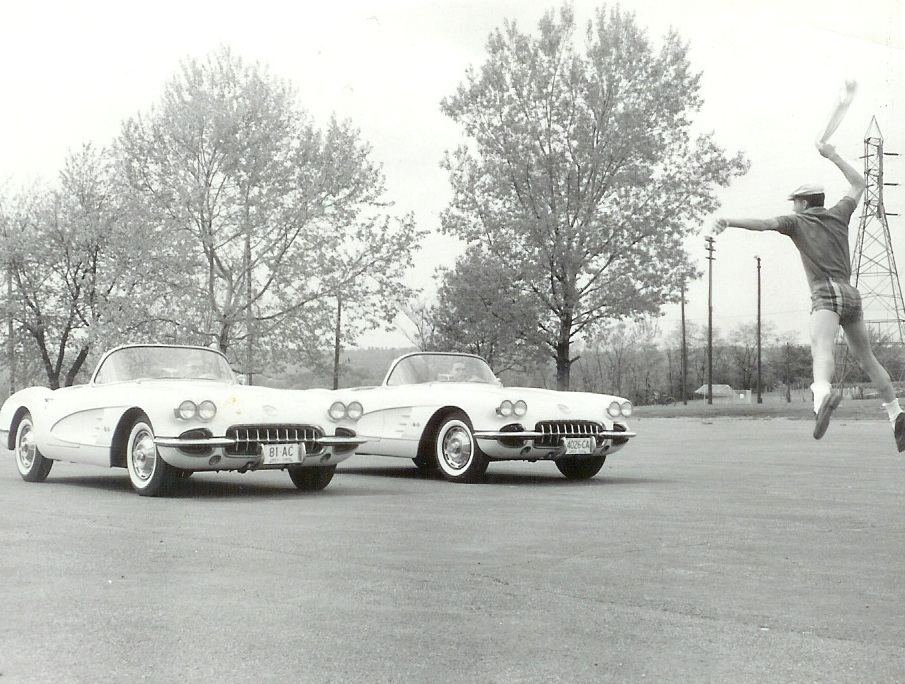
[318,436,367,447]
[474,430,636,440]
[154,437,236,448]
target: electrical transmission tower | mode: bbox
[851,117,903,343]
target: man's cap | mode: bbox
[787,183,825,200]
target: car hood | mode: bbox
[78,381,331,426]
[341,383,629,422]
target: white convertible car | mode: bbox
[334,352,636,483]
[0,344,366,496]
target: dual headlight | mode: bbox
[496,399,527,417]
[175,399,217,421]
[607,400,633,418]
[329,401,364,422]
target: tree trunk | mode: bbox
[555,315,572,391]
[63,346,90,387]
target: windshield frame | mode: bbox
[92,345,237,385]
[382,352,497,387]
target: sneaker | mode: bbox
[895,413,905,452]
[813,390,842,440]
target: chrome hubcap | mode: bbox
[441,425,472,470]
[131,431,157,482]
[17,425,36,470]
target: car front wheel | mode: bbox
[433,411,488,483]
[555,455,606,480]
[126,417,176,497]
[15,412,53,482]
[288,464,336,491]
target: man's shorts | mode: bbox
[810,278,863,326]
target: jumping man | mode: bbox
[714,140,905,450]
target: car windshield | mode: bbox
[93,346,236,384]
[385,353,497,386]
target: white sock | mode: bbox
[811,381,832,414]
[882,398,902,422]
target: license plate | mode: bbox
[262,443,306,465]
[564,437,593,455]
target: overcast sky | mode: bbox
[1,0,903,349]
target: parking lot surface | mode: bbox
[1,416,904,683]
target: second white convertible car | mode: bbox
[334,352,636,483]
[1,344,366,496]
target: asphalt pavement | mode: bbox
[1,416,904,683]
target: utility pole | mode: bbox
[333,293,342,390]
[756,255,762,404]
[785,342,792,403]
[705,236,715,405]
[681,279,687,405]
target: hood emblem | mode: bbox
[558,404,570,413]
[263,405,278,416]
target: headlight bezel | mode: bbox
[607,400,633,419]
[176,400,198,421]
[346,401,364,421]
[197,400,217,421]
[497,399,527,418]
[175,399,217,422]
[328,401,347,421]
[328,400,364,422]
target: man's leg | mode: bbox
[809,309,840,409]
[841,318,905,450]
[810,309,843,439]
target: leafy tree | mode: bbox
[116,46,420,380]
[427,247,548,373]
[399,297,443,352]
[0,146,150,388]
[440,4,748,389]
[296,209,424,388]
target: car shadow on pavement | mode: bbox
[338,465,670,487]
[338,465,446,480]
[483,472,671,486]
[27,473,348,499]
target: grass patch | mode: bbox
[634,396,887,421]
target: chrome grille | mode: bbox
[534,420,604,448]
[225,425,324,456]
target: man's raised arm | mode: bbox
[713,217,780,233]
[816,141,866,202]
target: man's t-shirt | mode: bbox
[773,197,857,288]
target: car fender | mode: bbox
[0,387,55,448]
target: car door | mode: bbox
[36,384,126,466]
